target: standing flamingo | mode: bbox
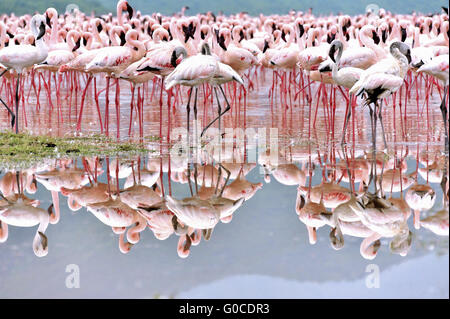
[0,14,47,133]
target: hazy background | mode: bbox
[0,0,448,16]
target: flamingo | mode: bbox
[420,209,449,236]
[164,43,219,150]
[320,39,363,144]
[350,192,412,259]
[84,29,146,137]
[350,41,411,150]
[199,43,244,137]
[0,194,53,257]
[87,197,147,254]
[0,14,47,133]
[416,54,449,149]
[405,183,436,230]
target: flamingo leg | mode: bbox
[76,75,93,132]
[0,96,15,128]
[377,100,388,151]
[193,87,199,194]
[0,68,15,127]
[218,163,231,197]
[439,85,448,154]
[185,88,194,197]
[367,105,376,191]
[341,92,352,146]
[15,73,20,134]
[214,162,222,196]
[201,85,231,137]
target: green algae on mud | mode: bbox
[0,132,153,169]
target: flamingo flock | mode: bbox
[0,2,447,147]
[0,2,449,260]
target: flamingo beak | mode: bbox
[372,30,380,44]
[298,24,305,37]
[381,29,387,43]
[37,22,46,40]
[406,50,412,64]
[72,38,81,52]
[97,23,103,33]
[281,29,286,42]
[45,14,52,28]
[218,34,227,51]
[126,3,134,18]
[38,231,48,250]
[239,30,245,42]
[119,31,126,46]
[262,39,269,53]
[400,27,407,42]
[298,195,306,210]
[328,43,337,63]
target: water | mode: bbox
[0,69,448,298]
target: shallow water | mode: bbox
[0,69,448,298]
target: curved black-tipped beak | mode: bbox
[327,33,335,44]
[381,29,387,43]
[189,23,196,40]
[319,64,332,73]
[218,34,227,51]
[6,31,14,38]
[329,44,337,63]
[72,38,81,52]
[281,29,286,42]
[126,3,134,18]
[119,31,126,46]
[83,36,88,46]
[298,24,304,37]
[46,14,52,28]
[298,195,305,210]
[137,65,161,72]
[38,231,48,250]
[406,51,412,64]
[97,23,103,33]
[37,22,46,40]
[171,49,178,67]
[372,30,380,45]
[182,26,190,43]
[239,30,245,42]
[400,27,407,42]
[262,39,269,53]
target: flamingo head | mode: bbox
[119,0,134,19]
[44,8,57,28]
[390,229,412,257]
[31,14,47,41]
[33,231,48,257]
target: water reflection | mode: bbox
[1,138,448,260]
